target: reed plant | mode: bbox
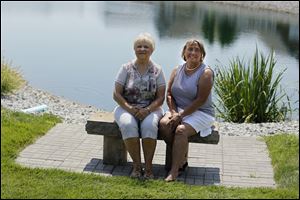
[214,49,290,123]
[1,57,25,95]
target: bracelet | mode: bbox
[145,107,151,113]
[178,112,183,120]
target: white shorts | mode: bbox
[168,107,215,137]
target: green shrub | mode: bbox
[1,58,26,95]
[214,49,291,123]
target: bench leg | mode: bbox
[103,136,127,165]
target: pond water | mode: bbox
[1,1,299,119]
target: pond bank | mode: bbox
[1,84,298,136]
[214,1,299,14]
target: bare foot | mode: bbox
[164,171,178,182]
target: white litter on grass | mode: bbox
[21,104,48,113]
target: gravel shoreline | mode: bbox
[1,84,104,124]
[1,84,298,137]
[214,1,299,14]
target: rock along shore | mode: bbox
[214,1,299,14]
[1,84,298,137]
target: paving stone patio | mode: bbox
[16,123,276,187]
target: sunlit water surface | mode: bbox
[1,1,299,119]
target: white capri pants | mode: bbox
[113,106,164,140]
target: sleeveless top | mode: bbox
[171,63,215,117]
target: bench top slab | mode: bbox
[86,112,220,144]
[88,112,115,123]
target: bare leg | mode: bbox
[164,127,187,181]
[158,113,174,170]
[183,144,188,167]
[142,138,156,177]
[159,112,174,144]
[124,137,142,177]
[165,123,196,182]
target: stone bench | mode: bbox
[85,112,220,168]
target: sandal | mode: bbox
[144,173,154,180]
[130,169,142,178]
[143,169,154,180]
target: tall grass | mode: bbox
[214,49,291,123]
[1,57,26,95]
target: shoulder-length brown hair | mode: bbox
[181,39,206,62]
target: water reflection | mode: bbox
[155,1,298,58]
[103,2,156,28]
[2,1,298,59]
[1,1,299,119]
[276,23,299,59]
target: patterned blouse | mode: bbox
[115,60,166,108]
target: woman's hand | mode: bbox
[171,112,182,125]
[128,106,139,116]
[134,107,150,121]
[167,112,182,130]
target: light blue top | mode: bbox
[171,63,215,117]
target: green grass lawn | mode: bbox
[1,108,299,198]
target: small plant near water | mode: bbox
[214,49,291,123]
[1,57,26,96]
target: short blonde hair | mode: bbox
[133,33,155,51]
[181,39,206,62]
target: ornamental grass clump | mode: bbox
[214,49,290,123]
[1,58,25,95]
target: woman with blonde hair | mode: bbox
[113,33,166,179]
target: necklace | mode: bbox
[134,61,150,76]
[185,64,199,71]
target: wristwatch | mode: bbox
[146,107,151,113]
